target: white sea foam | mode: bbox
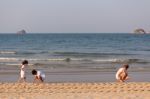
[0,51,16,54]
[93,59,118,62]
[0,57,19,61]
[0,57,147,64]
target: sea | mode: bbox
[0,33,150,82]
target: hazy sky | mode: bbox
[0,0,150,33]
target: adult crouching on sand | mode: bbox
[116,64,130,82]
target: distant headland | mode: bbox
[134,28,149,34]
[17,29,26,34]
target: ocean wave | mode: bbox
[120,59,149,64]
[0,51,16,54]
[66,58,149,64]
[0,57,19,61]
[93,58,149,63]
[53,52,133,57]
[0,51,38,55]
[16,51,43,55]
[1,51,48,55]
[0,57,148,64]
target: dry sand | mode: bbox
[0,82,150,99]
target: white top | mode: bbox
[37,70,45,79]
[116,67,126,80]
[20,65,26,78]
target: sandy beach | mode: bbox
[0,82,150,99]
[0,33,150,99]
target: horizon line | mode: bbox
[0,32,132,34]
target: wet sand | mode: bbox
[0,65,150,98]
[0,82,150,99]
[1,72,150,83]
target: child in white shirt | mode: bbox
[18,60,28,82]
[32,69,45,83]
[116,64,130,82]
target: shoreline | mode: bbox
[0,71,150,83]
[0,82,150,99]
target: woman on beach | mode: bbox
[18,60,28,83]
[116,64,129,82]
[32,69,45,83]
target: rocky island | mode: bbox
[17,29,26,34]
[134,28,146,34]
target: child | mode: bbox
[18,60,28,83]
[32,69,45,83]
[116,64,130,82]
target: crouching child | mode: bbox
[32,69,45,83]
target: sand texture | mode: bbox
[0,82,150,99]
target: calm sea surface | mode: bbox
[0,33,150,72]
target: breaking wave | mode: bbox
[0,51,16,54]
[53,52,134,57]
[0,57,147,64]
